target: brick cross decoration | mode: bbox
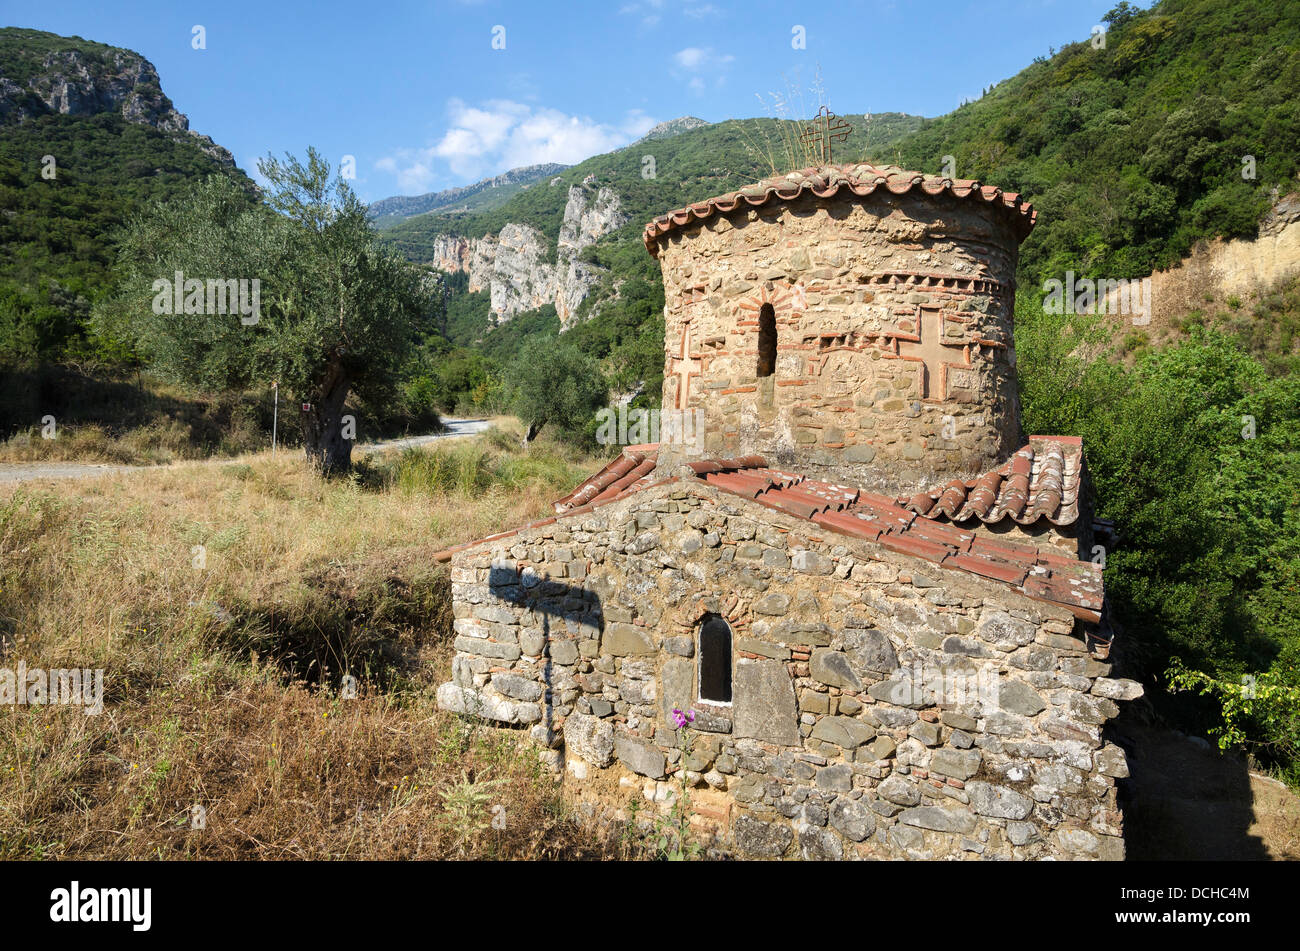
[799,107,853,165]
[670,321,702,410]
[892,307,970,401]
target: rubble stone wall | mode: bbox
[438,481,1134,860]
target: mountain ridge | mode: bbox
[368,161,570,228]
[636,115,709,142]
[0,27,234,167]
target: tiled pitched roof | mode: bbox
[694,460,1102,625]
[432,446,669,564]
[552,445,659,513]
[896,436,1084,526]
[644,163,1037,256]
[435,439,1102,626]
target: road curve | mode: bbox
[0,418,496,484]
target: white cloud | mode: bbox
[671,45,734,95]
[376,100,659,194]
[674,47,708,69]
[620,0,720,26]
[619,0,665,26]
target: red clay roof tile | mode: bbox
[877,533,953,563]
[945,552,1029,587]
[896,437,1084,527]
[644,163,1036,255]
[439,444,1104,626]
[811,510,885,541]
[554,445,661,513]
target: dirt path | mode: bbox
[0,462,138,484]
[0,417,495,484]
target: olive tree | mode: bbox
[506,339,608,446]
[98,148,429,475]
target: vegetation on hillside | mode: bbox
[1017,285,1300,783]
[893,0,1300,290]
[0,115,253,365]
[367,162,568,230]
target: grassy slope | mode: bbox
[0,425,629,859]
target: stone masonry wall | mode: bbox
[438,481,1137,860]
[653,192,1025,497]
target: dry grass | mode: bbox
[0,424,627,860]
[0,368,271,466]
[0,419,222,466]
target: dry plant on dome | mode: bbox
[737,68,873,175]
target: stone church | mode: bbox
[435,162,1142,860]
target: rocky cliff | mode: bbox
[0,29,234,167]
[1101,192,1300,330]
[430,183,628,327]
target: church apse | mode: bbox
[645,164,1034,497]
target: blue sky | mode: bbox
[14,0,1123,202]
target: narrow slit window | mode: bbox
[757,303,777,378]
[698,614,732,704]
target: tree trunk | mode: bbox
[301,360,353,477]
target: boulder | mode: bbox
[563,713,615,767]
[614,733,666,779]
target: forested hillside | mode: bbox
[0,28,254,366]
[893,0,1300,289]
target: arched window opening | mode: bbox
[698,614,733,704]
[757,303,777,378]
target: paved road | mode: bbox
[355,417,492,453]
[0,462,139,484]
[0,418,495,484]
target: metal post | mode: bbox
[272,381,278,456]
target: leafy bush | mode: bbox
[1017,301,1300,781]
